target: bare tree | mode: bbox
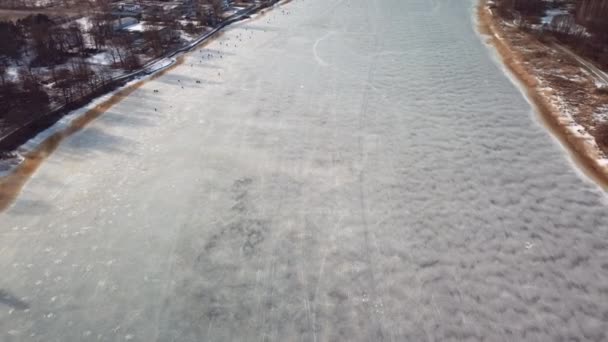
[496,0,545,18]
[109,34,140,70]
[143,26,164,56]
[0,63,7,86]
[52,67,72,103]
[67,23,86,55]
[0,21,25,61]
[596,122,608,149]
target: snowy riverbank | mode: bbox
[0,1,283,180]
[477,0,608,190]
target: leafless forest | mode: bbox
[495,0,608,67]
[0,0,259,145]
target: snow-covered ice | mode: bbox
[1,0,608,341]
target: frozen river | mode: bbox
[2,0,608,340]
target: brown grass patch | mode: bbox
[596,123,608,150]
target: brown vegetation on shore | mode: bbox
[478,0,608,190]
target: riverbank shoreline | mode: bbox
[0,0,289,212]
[477,0,608,191]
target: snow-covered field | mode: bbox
[1,0,608,341]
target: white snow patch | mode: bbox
[143,58,175,74]
[87,51,114,66]
[33,0,53,6]
[542,8,569,25]
[180,31,195,42]
[124,23,144,32]
[566,123,590,138]
[74,17,92,31]
[594,105,608,123]
[595,80,608,89]
[0,154,24,177]
[5,66,19,82]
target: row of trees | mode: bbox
[0,67,50,129]
[549,0,608,68]
[21,14,87,66]
[0,0,84,9]
[1,51,115,131]
[494,0,545,17]
[0,21,24,60]
[575,0,608,43]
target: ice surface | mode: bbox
[1,0,608,341]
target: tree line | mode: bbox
[494,0,608,68]
[0,0,86,8]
